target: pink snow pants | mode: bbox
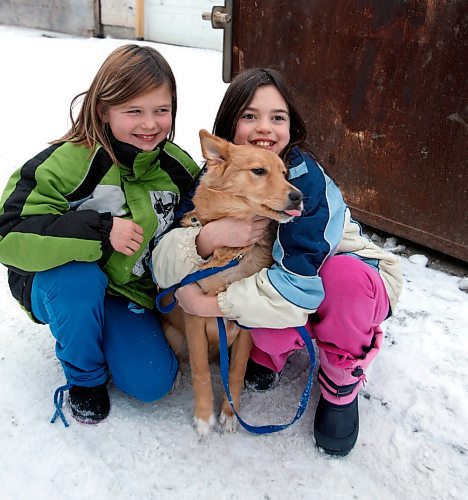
[250,255,390,404]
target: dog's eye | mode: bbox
[251,168,266,176]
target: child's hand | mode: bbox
[110,217,144,255]
[175,283,222,317]
[196,216,270,259]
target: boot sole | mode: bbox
[314,424,359,457]
[71,413,108,424]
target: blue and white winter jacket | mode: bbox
[152,148,402,328]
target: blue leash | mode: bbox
[217,318,314,434]
[156,258,240,313]
[156,260,315,434]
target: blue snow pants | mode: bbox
[31,261,178,402]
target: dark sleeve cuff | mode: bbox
[98,212,114,263]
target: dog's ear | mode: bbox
[199,129,230,171]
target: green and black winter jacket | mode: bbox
[0,135,201,319]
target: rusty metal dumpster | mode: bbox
[206,0,467,262]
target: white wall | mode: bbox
[144,0,223,50]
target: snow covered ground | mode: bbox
[0,25,467,500]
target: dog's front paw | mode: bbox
[193,414,216,437]
[219,410,238,433]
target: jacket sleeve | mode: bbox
[151,226,209,287]
[0,144,113,272]
[217,158,348,328]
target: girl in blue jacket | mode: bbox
[152,68,402,455]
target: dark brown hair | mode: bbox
[212,68,315,161]
[53,44,177,164]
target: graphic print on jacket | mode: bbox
[132,190,179,277]
[150,191,179,238]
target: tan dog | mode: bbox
[161,129,303,436]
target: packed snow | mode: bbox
[0,25,467,500]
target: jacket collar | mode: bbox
[287,146,309,180]
[108,128,166,180]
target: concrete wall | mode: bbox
[101,0,135,39]
[0,0,98,37]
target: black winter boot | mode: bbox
[69,383,110,423]
[313,395,359,456]
[244,359,281,391]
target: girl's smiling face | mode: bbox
[233,85,290,156]
[99,85,173,151]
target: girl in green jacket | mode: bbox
[0,44,196,424]
[0,44,266,425]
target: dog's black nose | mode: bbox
[288,190,303,206]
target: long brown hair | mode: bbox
[212,68,316,162]
[53,44,177,164]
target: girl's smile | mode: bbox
[234,85,290,155]
[134,134,159,143]
[250,139,277,149]
[99,85,173,151]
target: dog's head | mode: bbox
[198,129,303,223]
